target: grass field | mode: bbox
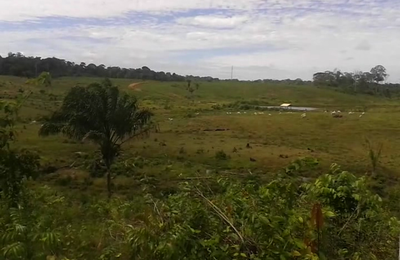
[1,75,400,196]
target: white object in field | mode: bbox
[168,118,174,121]
[244,112,247,114]
[301,113,306,118]
[237,112,241,114]
[254,112,258,115]
[268,114,272,116]
[331,111,336,115]
[337,110,341,113]
[362,112,365,115]
[359,115,363,118]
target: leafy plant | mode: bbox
[303,164,400,259]
[0,96,39,206]
[26,72,52,87]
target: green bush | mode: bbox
[0,164,398,259]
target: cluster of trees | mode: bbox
[254,78,312,85]
[313,65,399,97]
[0,52,219,82]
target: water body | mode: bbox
[261,106,318,111]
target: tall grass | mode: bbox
[365,138,383,175]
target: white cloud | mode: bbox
[176,15,248,29]
[0,0,400,81]
[0,0,262,21]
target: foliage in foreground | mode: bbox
[0,97,39,205]
[0,163,399,260]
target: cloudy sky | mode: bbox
[1,0,399,81]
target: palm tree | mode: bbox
[39,80,154,197]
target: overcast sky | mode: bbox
[0,0,399,81]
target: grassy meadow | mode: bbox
[1,75,400,196]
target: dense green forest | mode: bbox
[0,52,219,82]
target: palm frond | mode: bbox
[38,122,64,137]
[82,130,106,143]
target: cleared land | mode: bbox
[1,76,399,196]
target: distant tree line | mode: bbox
[254,78,312,85]
[313,65,400,97]
[0,52,220,82]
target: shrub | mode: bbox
[0,160,399,259]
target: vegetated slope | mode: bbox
[1,75,393,108]
[2,75,400,258]
[2,75,400,187]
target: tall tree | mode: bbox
[370,65,387,84]
[39,80,154,197]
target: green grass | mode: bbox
[2,75,400,195]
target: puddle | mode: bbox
[260,106,318,111]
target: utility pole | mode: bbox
[231,66,233,80]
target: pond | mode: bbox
[260,106,319,111]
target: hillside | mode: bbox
[2,75,399,175]
[1,75,400,259]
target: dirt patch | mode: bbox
[128,82,144,91]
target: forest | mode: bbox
[0,52,219,82]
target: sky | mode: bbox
[0,0,399,81]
